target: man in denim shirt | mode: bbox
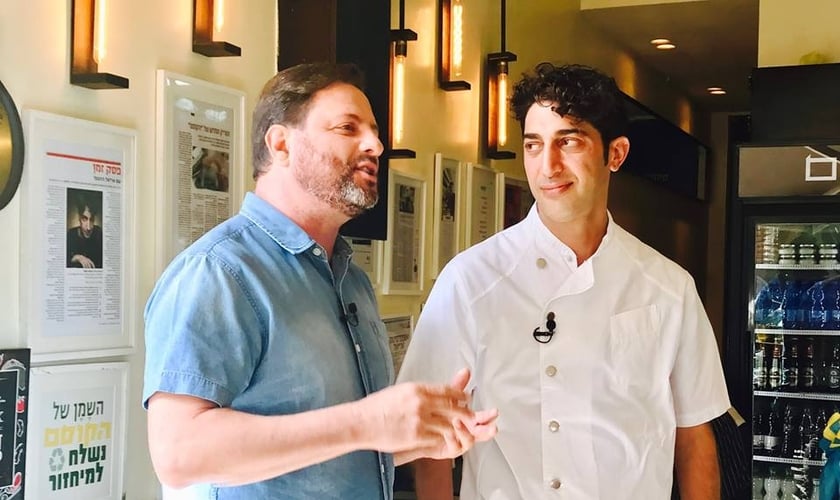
[143,63,498,500]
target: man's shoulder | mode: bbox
[610,223,694,291]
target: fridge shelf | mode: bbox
[756,263,840,271]
[755,328,840,337]
[755,390,840,401]
[753,455,826,467]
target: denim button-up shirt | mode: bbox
[143,192,394,499]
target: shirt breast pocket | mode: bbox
[608,305,661,393]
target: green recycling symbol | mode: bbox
[49,448,65,472]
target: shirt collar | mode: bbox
[527,205,616,264]
[239,192,316,254]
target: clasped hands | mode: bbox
[362,368,498,461]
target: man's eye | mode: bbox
[336,124,357,132]
[524,142,541,152]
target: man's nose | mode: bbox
[541,145,564,176]
[360,129,384,157]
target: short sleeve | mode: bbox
[142,252,263,409]
[670,275,731,427]
[397,259,476,387]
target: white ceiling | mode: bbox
[580,0,759,112]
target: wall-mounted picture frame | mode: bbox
[20,111,136,363]
[383,170,426,295]
[431,153,462,278]
[465,162,503,247]
[0,349,30,500]
[155,70,246,273]
[25,362,128,500]
[347,238,382,289]
[381,314,414,376]
[503,176,534,228]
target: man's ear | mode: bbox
[265,124,291,165]
[606,136,630,173]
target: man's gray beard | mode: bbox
[339,182,378,217]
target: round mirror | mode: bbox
[0,80,24,211]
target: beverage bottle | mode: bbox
[783,280,803,329]
[754,403,767,454]
[764,466,781,500]
[780,403,799,458]
[754,342,768,390]
[829,342,840,391]
[811,477,820,500]
[811,281,829,329]
[827,280,840,330]
[756,282,772,328]
[752,464,766,500]
[780,467,796,499]
[799,281,814,329]
[769,342,783,390]
[768,279,785,328]
[802,338,816,390]
[799,406,816,457]
[765,399,782,456]
[784,337,800,390]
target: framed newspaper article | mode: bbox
[383,170,426,295]
[465,162,504,247]
[431,153,462,279]
[25,362,128,500]
[347,238,382,289]
[503,176,534,229]
[381,314,413,376]
[20,111,136,362]
[155,70,245,272]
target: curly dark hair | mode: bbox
[251,63,366,179]
[511,63,628,156]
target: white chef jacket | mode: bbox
[397,207,730,500]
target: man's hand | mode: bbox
[358,368,498,460]
[70,254,95,268]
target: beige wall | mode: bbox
[758,0,840,67]
[0,2,276,498]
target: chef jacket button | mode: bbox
[313,247,323,256]
[549,420,560,432]
[549,479,562,489]
[536,257,547,269]
[545,365,557,377]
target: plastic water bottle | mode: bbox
[826,281,840,330]
[767,279,785,328]
[811,282,829,330]
[783,280,803,329]
[780,468,796,499]
[764,466,781,499]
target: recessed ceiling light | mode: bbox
[655,43,676,50]
[707,87,727,95]
[650,38,671,45]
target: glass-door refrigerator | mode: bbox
[724,143,840,499]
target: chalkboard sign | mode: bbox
[0,349,30,500]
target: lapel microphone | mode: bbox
[344,302,359,327]
[533,311,556,344]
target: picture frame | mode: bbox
[503,176,534,228]
[0,349,30,500]
[25,362,128,500]
[465,162,503,247]
[20,110,136,363]
[431,153,462,278]
[155,70,246,272]
[383,170,426,295]
[347,237,383,289]
[381,314,414,376]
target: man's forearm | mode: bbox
[674,422,720,500]
[413,458,454,500]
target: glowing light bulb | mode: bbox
[93,0,107,64]
[214,0,224,33]
[451,0,463,77]
[498,71,508,147]
[393,53,406,145]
